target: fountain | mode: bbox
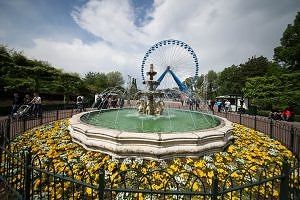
[69,67,233,159]
[69,40,234,160]
[136,64,165,115]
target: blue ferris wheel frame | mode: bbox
[141,39,199,93]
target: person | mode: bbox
[207,99,211,110]
[224,99,231,112]
[96,95,103,109]
[282,107,294,121]
[210,99,215,111]
[108,97,112,108]
[240,99,244,108]
[269,109,282,120]
[23,94,31,105]
[188,98,194,110]
[216,100,222,112]
[11,92,21,116]
[180,99,184,107]
[195,99,200,110]
[111,97,117,108]
[30,92,42,117]
[118,97,124,108]
[102,96,109,109]
[76,96,84,112]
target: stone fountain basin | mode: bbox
[68,110,234,160]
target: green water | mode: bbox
[81,108,220,133]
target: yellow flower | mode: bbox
[120,163,127,171]
[108,162,115,172]
[86,188,92,196]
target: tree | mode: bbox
[239,56,270,82]
[193,74,205,98]
[183,77,194,89]
[83,72,108,93]
[106,71,124,88]
[0,45,14,91]
[217,65,242,95]
[206,70,218,99]
[243,73,300,110]
[11,51,33,67]
[217,56,270,96]
[274,12,300,71]
[56,73,83,103]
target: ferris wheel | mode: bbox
[141,39,199,93]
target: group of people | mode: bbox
[208,99,232,113]
[269,107,294,121]
[11,92,42,117]
[94,95,125,110]
[185,98,200,110]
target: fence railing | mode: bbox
[0,107,300,199]
[214,111,300,160]
[1,146,299,200]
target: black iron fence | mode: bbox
[0,108,300,199]
[214,111,300,160]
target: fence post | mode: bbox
[239,113,242,124]
[98,168,105,200]
[211,172,219,200]
[270,119,273,139]
[23,118,26,132]
[56,109,59,120]
[254,115,257,131]
[6,118,11,143]
[24,149,32,200]
[290,125,294,151]
[279,159,290,200]
[40,112,43,125]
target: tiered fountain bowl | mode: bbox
[69,65,233,160]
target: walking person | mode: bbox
[11,92,21,117]
[76,96,84,112]
[188,98,194,110]
[210,99,215,111]
[224,99,231,112]
[195,99,200,111]
[119,97,124,108]
[216,100,222,112]
[30,92,42,117]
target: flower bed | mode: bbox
[3,119,299,199]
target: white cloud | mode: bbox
[23,0,300,88]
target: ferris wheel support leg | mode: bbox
[168,69,188,93]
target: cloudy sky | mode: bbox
[0,0,299,85]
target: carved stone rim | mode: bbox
[69,109,234,160]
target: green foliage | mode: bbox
[243,73,300,110]
[274,12,300,71]
[0,44,125,103]
[206,70,218,99]
[217,56,270,96]
[0,45,87,101]
[106,71,124,88]
[83,72,108,93]
[217,65,242,95]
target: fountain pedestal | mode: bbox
[139,64,163,115]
